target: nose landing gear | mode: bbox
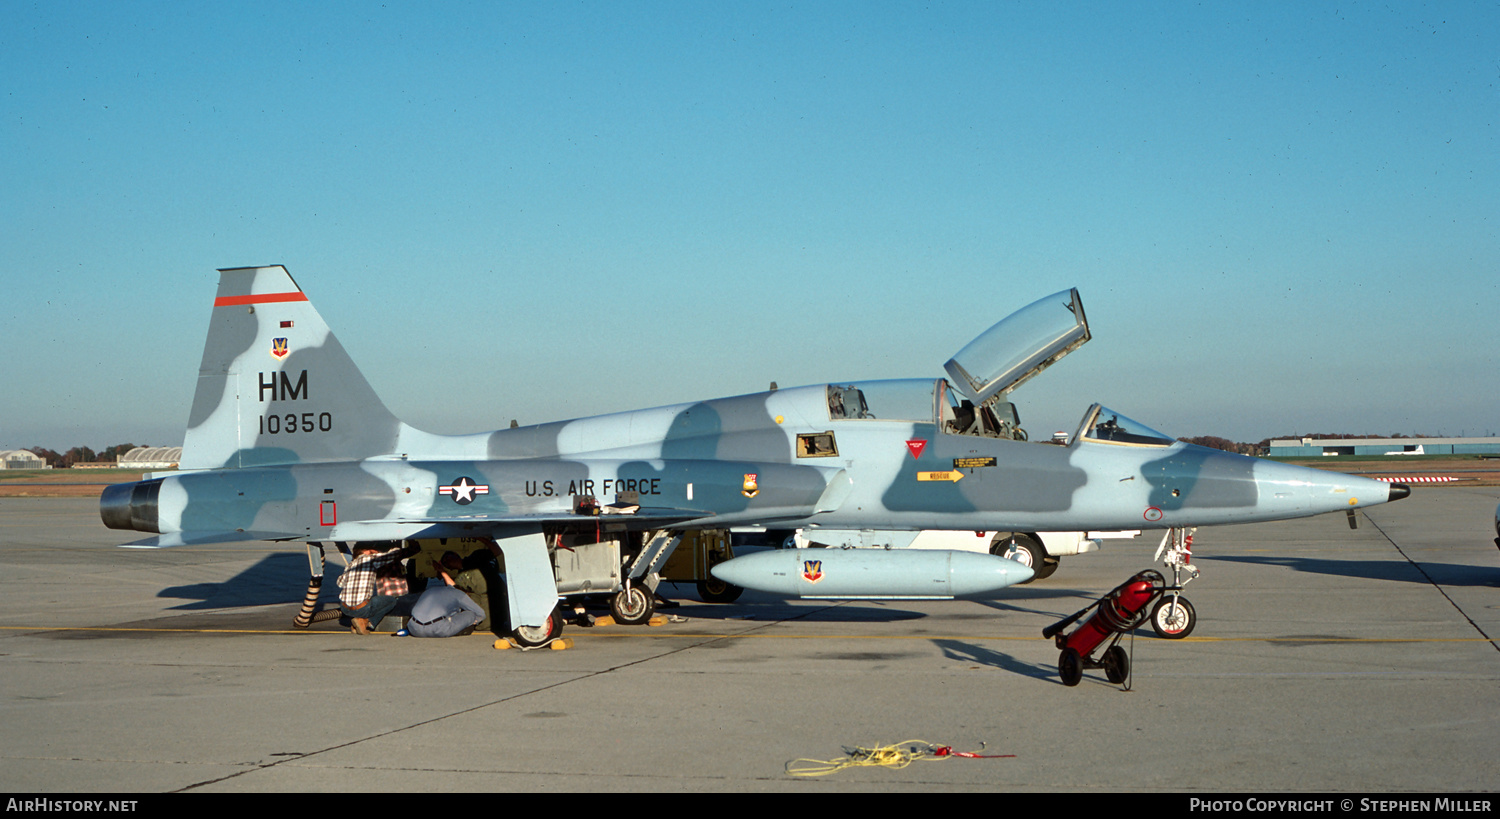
[1149,527,1198,639]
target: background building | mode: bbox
[0,450,49,469]
[1268,437,1500,457]
[118,446,182,470]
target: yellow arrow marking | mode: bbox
[917,471,964,482]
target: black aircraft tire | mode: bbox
[1058,648,1083,687]
[1103,645,1130,684]
[1151,596,1196,639]
[1032,558,1060,581]
[697,577,744,604]
[611,585,655,625]
[512,607,562,648]
[992,533,1046,584]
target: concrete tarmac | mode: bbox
[1,489,1496,793]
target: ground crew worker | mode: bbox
[407,554,486,637]
[338,541,419,634]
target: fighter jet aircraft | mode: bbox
[101,266,1409,644]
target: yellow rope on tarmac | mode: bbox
[785,740,1012,777]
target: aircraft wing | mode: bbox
[369,506,720,538]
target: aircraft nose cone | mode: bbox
[1387,482,1411,502]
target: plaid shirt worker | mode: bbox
[338,546,409,607]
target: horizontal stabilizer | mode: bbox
[119,530,303,549]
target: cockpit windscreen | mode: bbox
[1080,406,1175,447]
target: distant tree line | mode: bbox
[24,444,143,468]
[1269,433,1428,440]
[1177,436,1261,456]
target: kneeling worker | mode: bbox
[340,541,420,634]
[408,552,487,638]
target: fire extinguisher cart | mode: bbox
[1047,567,1191,686]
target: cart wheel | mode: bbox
[1150,596,1196,639]
[610,584,655,625]
[1103,645,1130,684]
[512,606,563,647]
[1058,648,1083,687]
[696,576,744,604]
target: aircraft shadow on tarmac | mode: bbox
[962,586,1104,619]
[933,638,1054,679]
[681,598,927,623]
[1206,554,1500,587]
[158,553,325,610]
[681,583,1102,624]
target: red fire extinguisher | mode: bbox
[1043,569,1168,687]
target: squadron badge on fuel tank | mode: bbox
[742,473,759,498]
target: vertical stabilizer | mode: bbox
[180,266,402,469]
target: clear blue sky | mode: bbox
[4,1,1497,451]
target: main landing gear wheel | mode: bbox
[697,576,744,604]
[1058,648,1083,687]
[610,584,655,625]
[512,606,563,647]
[698,553,745,603]
[1102,644,1130,684]
[993,533,1055,583]
[1150,596,1196,639]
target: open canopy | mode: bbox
[943,288,1089,406]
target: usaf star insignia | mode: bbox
[439,476,489,505]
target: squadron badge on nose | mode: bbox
[742,473,759,498]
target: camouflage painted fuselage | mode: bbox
[101,267,1408,624]
[102,266,1401,547]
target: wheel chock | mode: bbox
[573,615,666,628]
[494,636,574,650]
